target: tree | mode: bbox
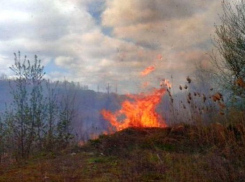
[9,51,45,158]
[44,80,59,151]
[3,52,76,159]
[0,116,5,163]
[57,81,77,148]
[212,0,245,100]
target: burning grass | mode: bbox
[101,88,167,132]
[141,66,155,76]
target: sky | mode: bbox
[0,0,225,93]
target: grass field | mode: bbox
[1,123,245,182]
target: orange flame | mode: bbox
[141,66,155,76]
[101,88,167,131]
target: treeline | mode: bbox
[0,52,77,161]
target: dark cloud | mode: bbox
[102,0,216,27]
[136,0,196,22]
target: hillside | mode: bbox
[0,79,126,141]
[0,79,176,141]
[1,124,245,182]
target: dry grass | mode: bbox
[0,76,244,181]
[0,123,245,182]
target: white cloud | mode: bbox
[0,10,31,22]
[0,0,226,93]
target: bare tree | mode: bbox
[9,52,45,158]
[0,117,5,163]
[2,52,76,159]
[44,80,59,151]
[212,0,245,100]
[57,81,77,148]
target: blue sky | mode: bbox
[0,0,226,93]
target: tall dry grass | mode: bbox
[164,76,245,174]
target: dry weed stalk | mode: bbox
[212,93,223,102]
[235,78,245,88]
[187,76,191,84]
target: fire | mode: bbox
[101,88,167,131]
[141,66,155,76]
[140,54,162,76]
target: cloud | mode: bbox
[102,0,221,50]
[99,0,222,91]
[0,0,224,93]
[102,0,217,26]
[0,0,99,72]
[0,54,12,75]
